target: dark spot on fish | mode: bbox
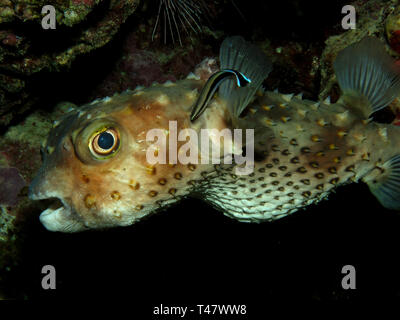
[290,139,298,146]
[274,196,279,200]
[250,188,257,192]
[300,179,310,185]
[266,164,273,168]
[84,194,96,209]
[135,204,144,210]
[294,185,300,190]
[309,161,319,168]
[291,157,300,164]
[129,180,140,190]
[284,172,292,177]
[272,181,280,186]
[111,191,121,200]
[278,187,285,192]
[301,147,311,154]
[297,167,307,173]
[286,181,293,186]
[146,166,156,175]
[316,184,324,190]
[269,172,277,177]
[302,191,311,198]
[279,166,287,171]
[188,163,196,171]
[249,172,255,177]
[346,165,355,172]
[174,172,182,180]
[273,158,280,165]
[265,190,272,193]
[315,173,324,179]
[261,184,267,188]
[149,190,158,197]
[328,167,337,174]
[258,168,266,173]
[330,178,339,185]
[288,199,295,204]
[276,205,283,210]
[82,175,90,183]
[311,135,321,142]
[249,179,255,183]
[158,178,167,185]
[258,177,265,181]
[282,149,291,156]
[316,151,325,157]
[362,153,370,161]
[287,192,294,197]
[169,188,177,195]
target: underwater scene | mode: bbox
[1,0,400,307]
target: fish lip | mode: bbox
[39,197,71,218]
[33,196,88,233]
[29,182,88,232]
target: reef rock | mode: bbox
[0,0,139,126]
[319,0,398,101]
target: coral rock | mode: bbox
[0,0,140,127]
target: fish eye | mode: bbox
[89,128,120,157]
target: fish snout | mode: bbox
[29,168,88,232]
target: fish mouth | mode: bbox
[32,195,88,233]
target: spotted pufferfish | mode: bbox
[29,36,400,232]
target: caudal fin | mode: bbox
[333,37,400,118]
[219,36,272,118]
[363,155,400,210]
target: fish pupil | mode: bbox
[98,132,114,150]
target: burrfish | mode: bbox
[29,36,400,232]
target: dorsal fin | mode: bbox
[219,36,272,118]
[333,37,400,118]
[363,154,400,210]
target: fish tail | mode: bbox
[335,37,400,210]
[363,154,400,210]
[219,36,272,118]
[333,36,400,118]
